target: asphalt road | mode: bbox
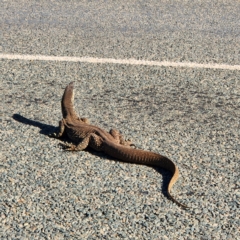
[1,0,240,239]
[1,0,240,64]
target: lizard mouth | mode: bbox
[67,81,74,92]
[68,81,74,87]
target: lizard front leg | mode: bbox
[49,119,66,138]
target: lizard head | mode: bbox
[61,82,79,119]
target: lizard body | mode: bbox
[53,82,188,208]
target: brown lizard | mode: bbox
[51,82,188,208]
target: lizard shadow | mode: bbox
[12,113,173,201]
[12,114,58,136]
[12,113,114,157]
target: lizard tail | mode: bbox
[167,165,189,208]
[103,141,189,208]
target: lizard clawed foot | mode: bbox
[59,142,76,151]
[49,132,58,138]
[125,139,136,148]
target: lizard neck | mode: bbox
[61,82,79,120]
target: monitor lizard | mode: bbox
[51,82,188,208]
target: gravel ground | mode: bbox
[1,0,240,239]
[1,60,239,239]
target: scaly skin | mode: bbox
[52,82,188,208]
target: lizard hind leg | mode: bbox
[64,133,103,151]
[109,129,135,147]
[78,117,90,124]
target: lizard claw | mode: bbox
[130,143,136,148]
[64,147,75,151]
